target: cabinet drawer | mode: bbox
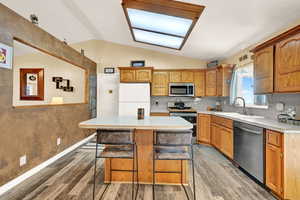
[211,116,233,129]
[267,130,282,147]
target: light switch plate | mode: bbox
[57,138,61,146]
[20,155,26,166]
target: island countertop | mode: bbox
[79,116,193,130]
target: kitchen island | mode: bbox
[79,116,193,185]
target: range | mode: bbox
[168,101,197,137]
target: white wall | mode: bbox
[13,42,86,106]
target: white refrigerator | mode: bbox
[119,83,150,117]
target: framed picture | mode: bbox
[131,60,145,67]
[104,67,115,74]
[0,42,13,69]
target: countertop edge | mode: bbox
[197,111,300,134]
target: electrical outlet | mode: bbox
[57,138,61,146]
[20,155,27,167]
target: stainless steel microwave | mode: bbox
[169,83,194,97]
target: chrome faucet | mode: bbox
[233,97,247,115]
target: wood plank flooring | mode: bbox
[0,145,276,200]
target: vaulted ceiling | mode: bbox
[1,0,300,61]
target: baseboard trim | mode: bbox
[0,133,96,196]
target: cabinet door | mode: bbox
[211,124,217,147]
[254,46,274,94]
[197,114,211,144]
[151,71,169,96]
[275,32,300,92]
[216,68,223,96]
[136,69,152,82]
[169,71,181,82]
[205,69,217,96]
[222,67,233,97]
[220,127,233,159]
[181,71,194,82]
[194,71,205,96]
[266,144,283,196]
[120,70,135,82]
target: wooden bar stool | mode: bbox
[152,129,196,200]
[93,129,139,200]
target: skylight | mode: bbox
[122,0,205,50]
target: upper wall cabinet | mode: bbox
[152,71,169,96]
[194,70,205,97]
[252,25,300,94]
[169,71,194,83]
[217,66,232,97]
[119,67,153,83]
[275,32,300,93]
[254,46,274,94]
[205,68,217,96]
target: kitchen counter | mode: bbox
[197,110,300,134]
[79,116,193,130]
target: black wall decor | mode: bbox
[131,60,145,67]
[104,67,115,74]
[52,77,74,92]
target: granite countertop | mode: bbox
[79,116,193,130]
[197,110,300,134]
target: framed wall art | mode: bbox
[0,42,13,69]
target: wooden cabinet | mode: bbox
[136,69,152,82]
[211,123,221,149]
[150,112,170,116]
[169,71,181,82]
[120,69,136,82]
[218,66,233,97]
[254,46,274,94]
[197,114,211,144]
[181,71,194,82]
[119,67,153,83]
[266,130,283,197]
[220,127,233,159]
[169,71,194,83]
[275,32,300,93]
[194,70,205,96]
[205,69,217,96]
[151,71,169,96]
[211,115,233,158]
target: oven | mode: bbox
[169,112,197,137]
[169,83,194,97]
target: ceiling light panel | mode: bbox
[127,8,193,37]
[122,0,205,50]
[133,29,183,49]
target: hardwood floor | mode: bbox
[0,145,275,200]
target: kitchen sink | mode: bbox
[218,112,264,119]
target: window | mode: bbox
[230,63,268,108]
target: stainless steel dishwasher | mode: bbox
[234,121,264,183]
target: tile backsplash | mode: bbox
[151,96,220,112]
[151,93,300,121]
[221,93,300,120]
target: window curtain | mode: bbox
[229,64,238,105]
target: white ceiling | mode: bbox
[1,0,300,61]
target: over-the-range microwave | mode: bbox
[169,83,195,97]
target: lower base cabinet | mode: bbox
[199,114,233,159]
[266,130,284,198]
[220,126,233,159]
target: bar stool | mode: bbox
[93,129,139,200]
[152,130,196,200]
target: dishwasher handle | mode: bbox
[235,126,263,135]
